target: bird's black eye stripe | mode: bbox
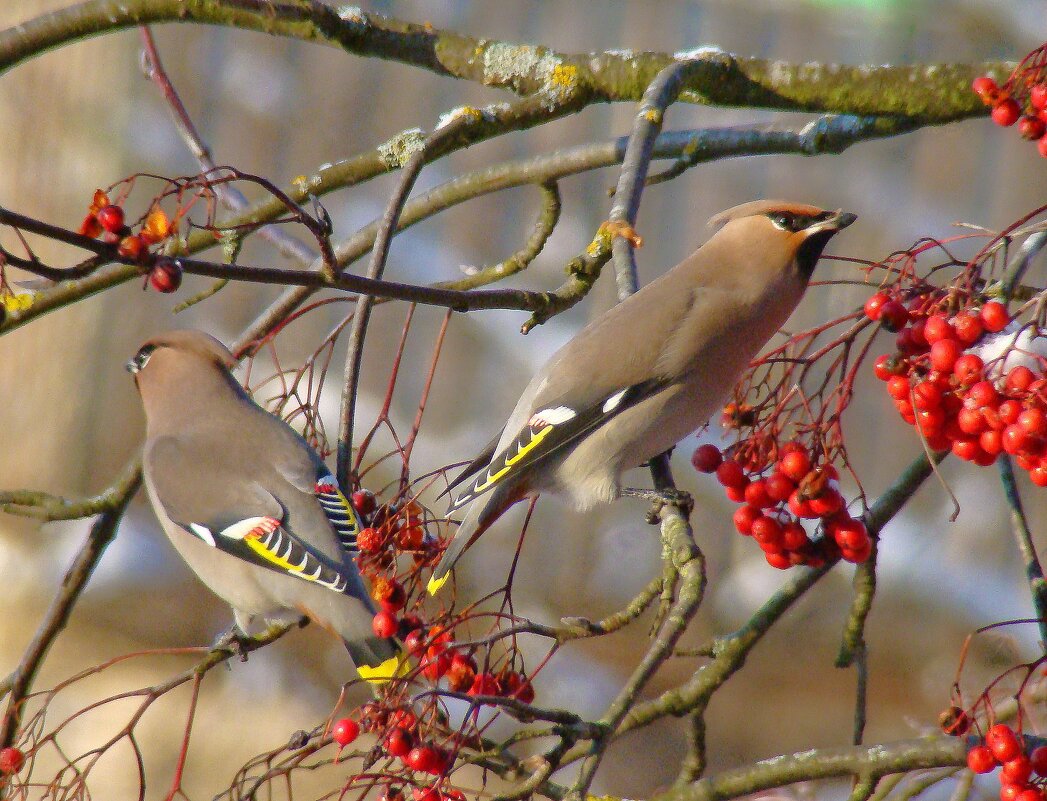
[768,211,833,233]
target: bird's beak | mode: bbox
[808,209,857,235]
[126,359,140,374]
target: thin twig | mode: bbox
[0,470,141,748]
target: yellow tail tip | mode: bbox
[356,653,409,684]
[427,571,450,596]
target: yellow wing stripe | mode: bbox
[244,537,319,580]
[427,572,450,595]
[357,653,410,683]
[469,425,555,496]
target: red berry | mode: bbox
[886,375,911,401]
[691,444,723,473]
[1002,424,1029,455]
[0,747,24,774]
[1000,784,1024,801]
[96,204,125,235]
[967,381,999,408]
[332,718,360,747]
[979,429,1003,456]
[809,488,844,517]
[832,518,869,550]
[1019,115,1047,140]
[874,353,904,381]
[980,302,1010,333]
[744,479,774,509]
[716,460,746,489]
[999,400,1023,425]
[373,611,399,638]
[357,527,383,552]
[1032,84,1047,111]
[405,745,440,773]
[506,672,535,704]
[912,381,943,410]
[781,521,808,550]
[1006,366,1035,394]
[385,727,413,758]
[750,515,783,546]
[1003,755,1033,784]
[952,438,981,461]
[953,354,984,384]
[351,489,376,516]
[992,98,1021,127]
[967,744,996,773]
[421,651,451,681]
[148,258,182,293]
[923,314,954,344]
[1030,745,1047,777]
[779,450,811,482]
[404,629,426,656]
[841,539,872,563]
[468,672,503,697]
[765,472,795,502]
[863,292,890,321]
[1038,134,1047,159]
[764,551,791,569]
[987,723,1022,762]
[953,313,984,345]
[787,489,816,518]
[1018,408,1047,437]
[1029,465,1047,486]
[878,300,909,332]
[929,339,962,373]
[1013,789,1042,801]
[972,76,999,101]
[735,507,762,537]
[724,484,747,503]
[958,407,986,435]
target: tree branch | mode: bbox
[0,2,1010,122]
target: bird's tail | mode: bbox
[427,483,522,595]
[346,635,406,685]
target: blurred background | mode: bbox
[1,1,1046,798]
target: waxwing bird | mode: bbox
[429,201,856,593]
[128,330,402,682]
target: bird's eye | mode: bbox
[770,213,796,231]
[133,344,157,370]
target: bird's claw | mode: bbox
[213,625,252,662]
[622,487,694,523]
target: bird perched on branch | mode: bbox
[429,200,856,594]
[128,330,402,682]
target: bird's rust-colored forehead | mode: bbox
[141,329,235,368]
[707,200,832,230]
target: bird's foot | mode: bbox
[621,487,694,523]
[213,624,252,662]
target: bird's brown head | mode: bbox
[708,200,856,282]
[127,330,240,427]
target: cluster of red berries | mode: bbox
[692,442,871,567]
[965,723,1047,801]
[342,487,536,793]
[0,747,24,776]
[973,75,1047,157]
[77,190,181,292]
[866,291,1047,483]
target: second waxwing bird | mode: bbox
[128,330,402,682]
[429,200,856,594]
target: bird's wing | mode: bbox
[447,378,667,512]
[147,436,361,594]
[437,428,504,501]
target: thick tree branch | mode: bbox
[0,2,1010,122]
[650,737,967,801]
